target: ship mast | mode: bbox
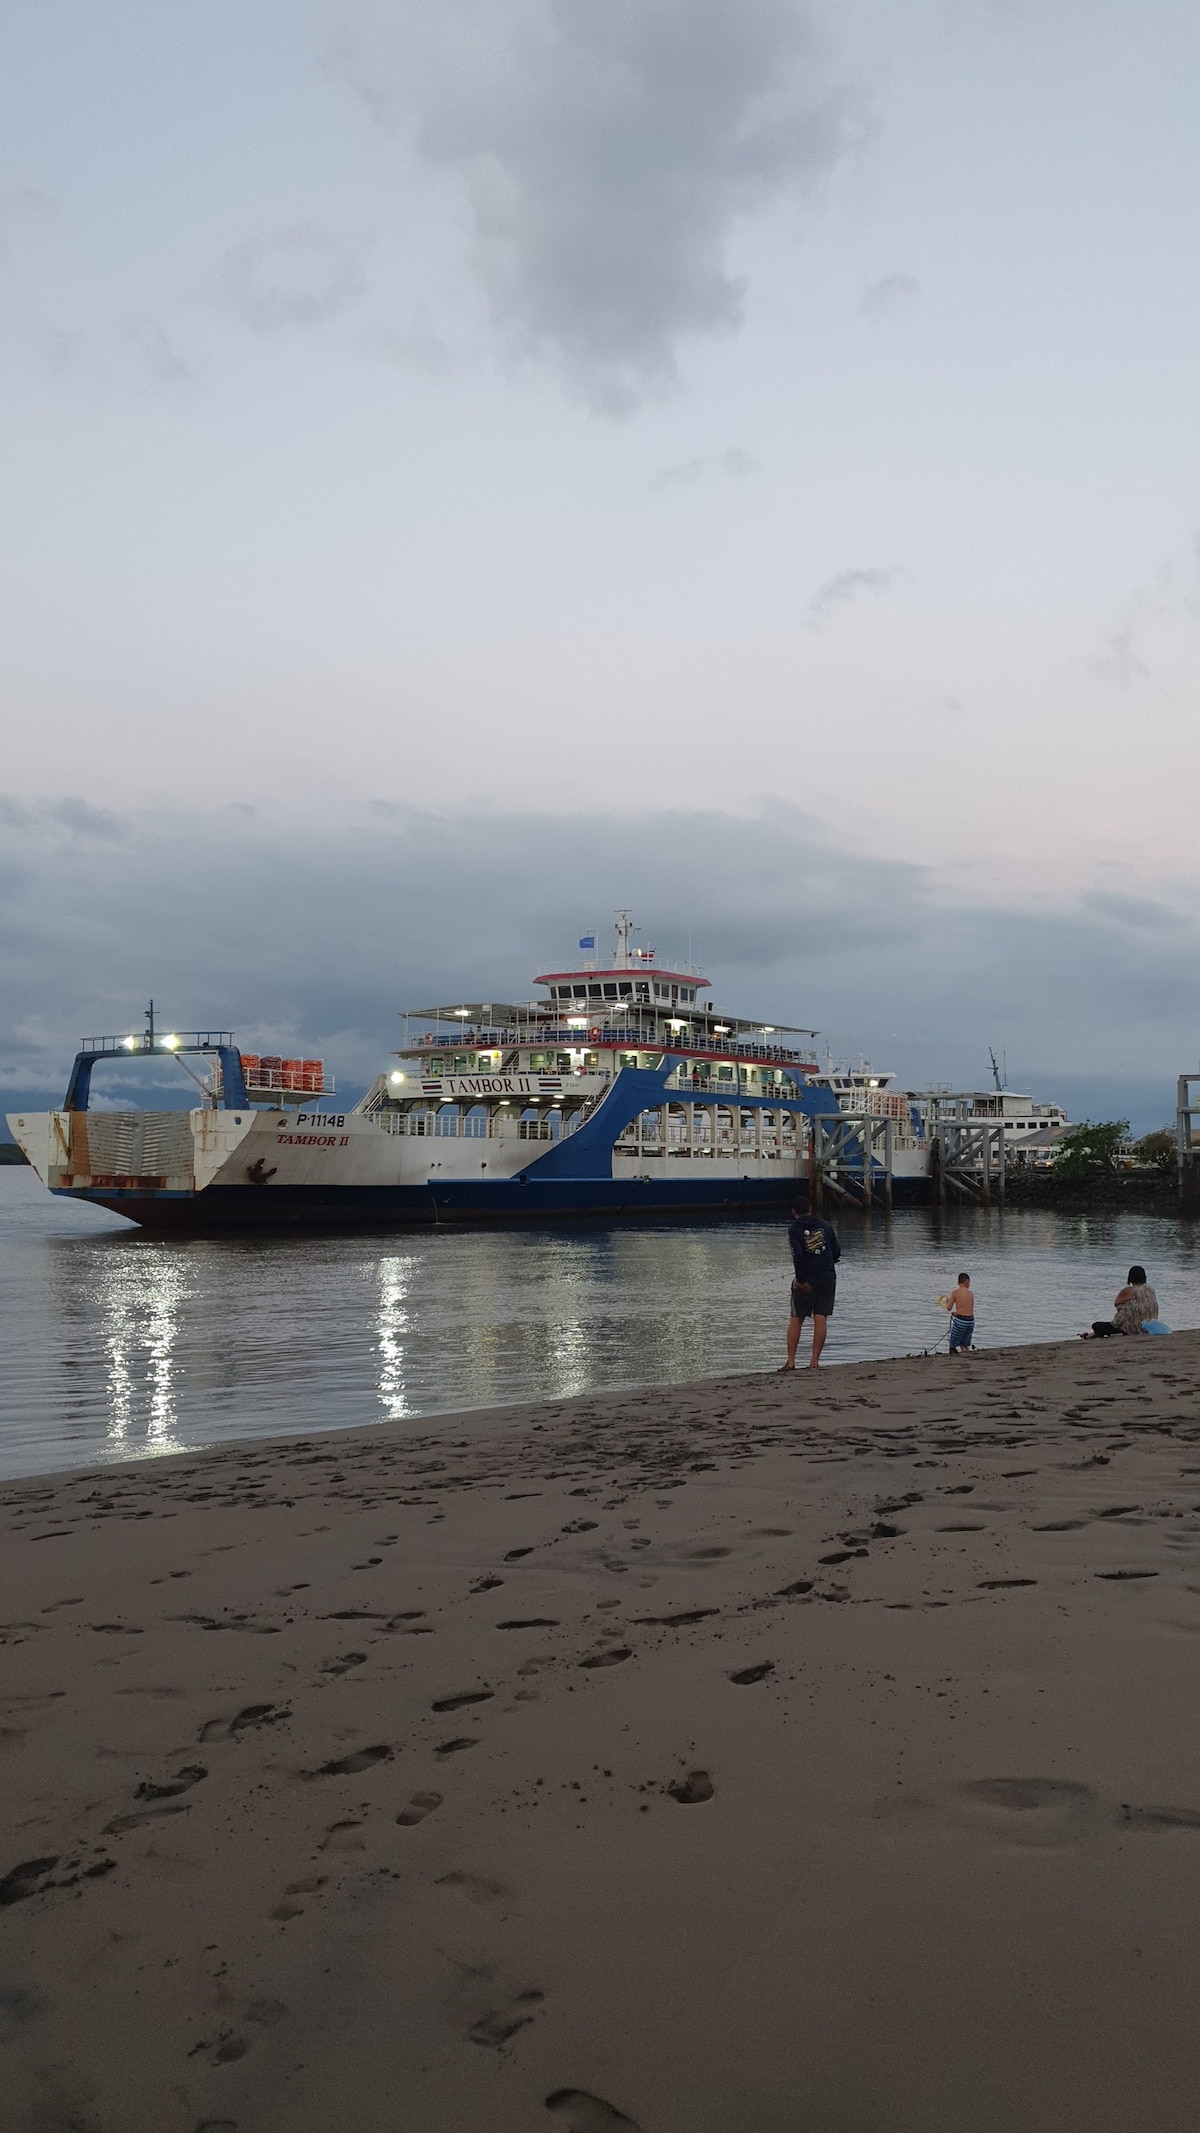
[614,910,635,970]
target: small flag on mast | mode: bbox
[579,935,595,950]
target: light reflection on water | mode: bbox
[1,1166,1198,1480]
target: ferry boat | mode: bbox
[8,918,842,1234]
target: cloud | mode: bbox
[124,316,201,387]
[333,0,863,411]
[215,225,366,333]
[2,798,1198,1132]
[359,317,454,376]
[1088,624,1149,689]
[1081,891,1182,931]
[649,445,760,492]
[0,185,55,255]
[858,271,920,319]
[806,565,901,629]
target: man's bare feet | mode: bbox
[776,1363,795,1373]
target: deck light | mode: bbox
[453,1008,469,1017]
[163,1034,180,1050]
[123,1035,137,1050]
[713,1024,730,1033]
[390,1071,405,1084]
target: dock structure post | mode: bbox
[930,1129,944,1207]
[980,1125,991,1205]
[883,1118,894,1212]
[997,1124,1006,1205]
[1177,1075,1200,1215]
[860,1117,872,1209]
[811,1118,824,1212]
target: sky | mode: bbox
[2,0,1199,1132]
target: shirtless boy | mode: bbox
[944,1273,975,1353]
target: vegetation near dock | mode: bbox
[1005,1120,1177,1210]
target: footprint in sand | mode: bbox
[632,1609,718,1628]
[1096,1568,1158,1581]
[468,1988,544,2047]
[729,1662,774,1686]
[200,1704,290,1743]
[134,1764,206,1801]
[396,1791,442,1827]
[667,1770,714,1805]
[312,1744,392,1776]
[318,1820,364,1852]
[320,1652,367,1677]
[435,1737,479,1757]
[431,1691,493,1713]
[0,1857,59,1907]
[497,1618,561,1630]
[579,1649,632,1669]
[1116,1803,1200,1831]
[546,2089,642,2130]
[103,1801,192,1835]
[437,1869,512,1905]
[948,1777,1095,1845]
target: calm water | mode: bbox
[1,1166,1197,1480]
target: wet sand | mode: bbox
[3,1333,1200,2132]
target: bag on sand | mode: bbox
[1140,1319,1171,1336]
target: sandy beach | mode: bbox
[4,1333,1200,2132]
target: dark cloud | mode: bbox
[807,565,901,629]
[215,225,366,333]
[333,0,862,411]
[124,316,201,387]
[649,445,759,492]
[1089,624,1149,689]
[1,800,1195,1133]
[1081,891,1183,931]
[858,271,920,318]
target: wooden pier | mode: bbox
[808,1101,1008,1211]
[809,1113,896,1211]
[1176,1074,1200,1213]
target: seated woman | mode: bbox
[1083,1264,1158,1338]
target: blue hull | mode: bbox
[67,1172,929,1234]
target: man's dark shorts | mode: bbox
[791,1278,835,1321]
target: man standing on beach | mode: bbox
[780,1189,841,1371]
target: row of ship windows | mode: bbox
[423,1052,786,1083]
[547,982,699,1004]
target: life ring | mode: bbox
[588,1026,601,1042]
[422,1033,435,1045]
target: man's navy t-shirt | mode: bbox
[788,1215,841,1291]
